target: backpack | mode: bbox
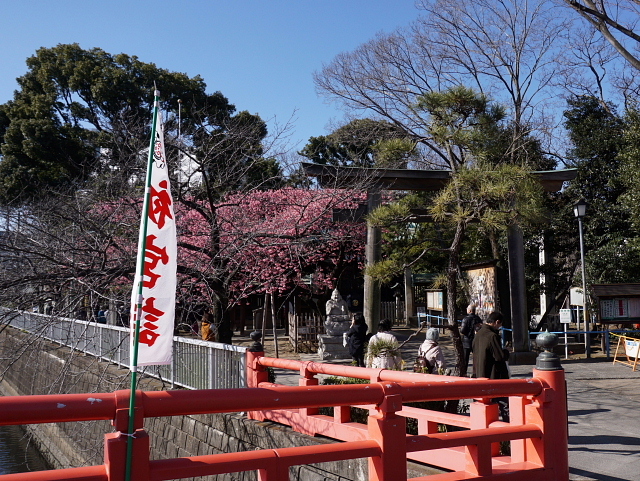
[413,355,434,374]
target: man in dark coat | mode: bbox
[346,312,368,367]
[472,311,510,420]
[473,311,509,379]
[460,303,482,370]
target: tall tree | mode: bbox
[564,0,640,71]
[561,1,640,104]
[564,96,625,200]
[415,0,566,148]
[299,118,415,168]
[562,96,640,284]
[314,0,567,167]
[620,108,640,219]
[554,25,619,111]
[0,43,276,203]
[414,87,507,171]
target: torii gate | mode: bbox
[303,162,577,359]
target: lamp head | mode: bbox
[574,199,587,219]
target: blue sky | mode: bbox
[0,1,421,151]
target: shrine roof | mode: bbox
[592,284,640,298]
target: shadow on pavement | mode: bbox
[570,467,629,481]
[568,408,610,417]
[569,434,640,450]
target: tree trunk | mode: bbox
[262,292,269,344]
[364,190,382,329]
[211,292,233,344]
[447,221,467,377]
[404,267,415,326]
[271,291,279,358]
[444,221,467,415]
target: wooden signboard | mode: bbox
[465,265,497,320]
[426,291,443,311]
[601,298,632,320]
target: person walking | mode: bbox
[473,311,510,420]
[345,312,368,367]
[200,311,217,342]
[366,319,402,370]
[96,308,107,324]
[416,327,447,374]
[460,304,482,371]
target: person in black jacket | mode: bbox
[460,304,483,370]
[346,312,368,367]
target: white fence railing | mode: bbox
[1,308,247,390]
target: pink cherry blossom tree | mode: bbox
[62,187,366,334]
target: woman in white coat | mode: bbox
[366,319,403,370]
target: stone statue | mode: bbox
[326,288,349,317]
[324,288,350,336]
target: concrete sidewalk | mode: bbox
[510,357,640,481]
[256,328,640,481]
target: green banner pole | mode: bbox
[125,89,160,481]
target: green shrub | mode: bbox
[321,376,370,385]
[319,376,370,422]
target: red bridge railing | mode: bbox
[0,349,568,481]
[248,351,569,480]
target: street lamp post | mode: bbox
[574,199,590,358]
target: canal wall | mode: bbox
[0,327,440,480]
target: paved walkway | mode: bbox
[511,358,640,481]
[250,328,640,481]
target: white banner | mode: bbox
[130,111,177,368]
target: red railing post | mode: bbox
[466,399,500,475]
[247,331,268,421]
[104,430,150,481]
[417,415,439,435]
[526,366,568,480]
[508,394,530,463]
[334,405,351,424]
[247,350,268,388]
[113,389,143,433]
[367,383,407,481]
[369,368,385,384]
[521,332,569,480]
[299,361,319,416]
